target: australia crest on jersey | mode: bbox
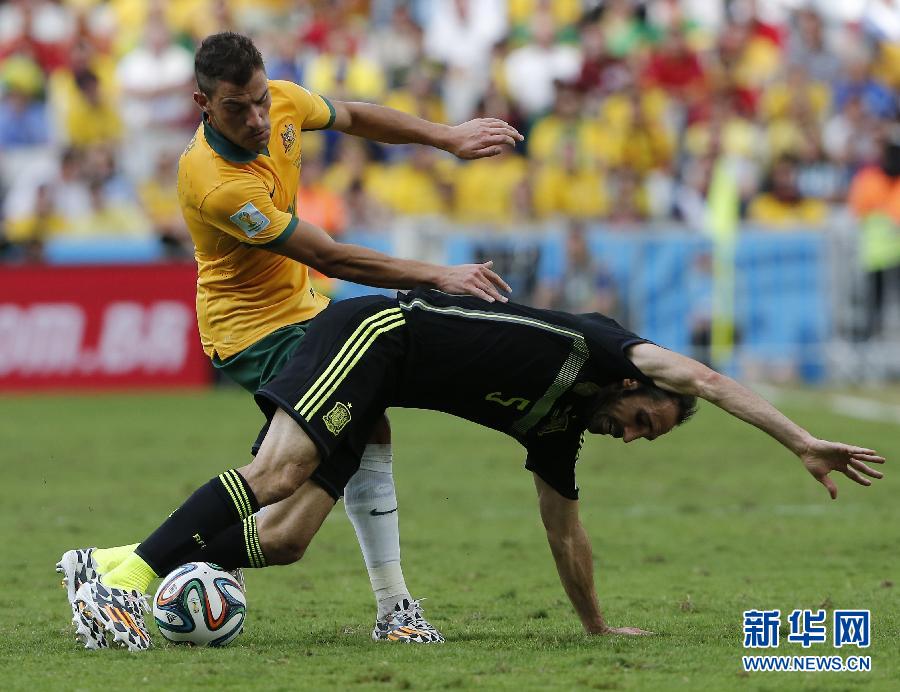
[323,401,352,436]
[229,202,271,238]
[281,122,297,154]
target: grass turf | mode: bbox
[0,390,896,690]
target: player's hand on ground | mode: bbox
[799,439,885,499]
[437,261,511,303]
[446,118,524,159]
[597,626,655,636]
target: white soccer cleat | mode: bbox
[228,568,246,593]
[56,548,108,649]
[372,598,445,643]
[75,579,152,651]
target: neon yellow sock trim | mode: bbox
[100,553,158,594]
[93,544,140,575]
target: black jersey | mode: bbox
[257,289,653,501]
[392,289,652,499]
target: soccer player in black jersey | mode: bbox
[74,289,885,646]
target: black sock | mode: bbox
[135,469,259,575]
[181,516,268,570]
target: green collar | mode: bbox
[203,114,268,162]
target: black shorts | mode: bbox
[254,295,407,499]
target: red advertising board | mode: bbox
[0,264,211,390]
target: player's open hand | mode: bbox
[446,118,524,159]
[799,439,885,499]
[436,261,511,303]
[597,626,655,636]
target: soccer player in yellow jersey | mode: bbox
[58,32,522,648]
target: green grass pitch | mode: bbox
[0,390,896,690]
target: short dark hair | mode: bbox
[194,32,265,96]
[624,383,698,427]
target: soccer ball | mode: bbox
[153,562,246,647]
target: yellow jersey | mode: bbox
[178,79,335,359]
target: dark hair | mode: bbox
[624,383,698,427]
[194,32,265,96]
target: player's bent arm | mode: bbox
[627,343,814,456]
[330,100,523,160]
[270,217,510,301]
[533,474,608,634]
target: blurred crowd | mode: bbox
[2,0,900,263]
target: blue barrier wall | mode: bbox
[37,227,831,380]
[358,228,830,380]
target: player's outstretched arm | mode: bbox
[627,343,886,499]
[330,100,524,159]
[271,217,511,302]
[533,474,652,636]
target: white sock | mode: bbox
[344,444,411,619]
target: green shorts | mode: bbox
[212,321,312,394]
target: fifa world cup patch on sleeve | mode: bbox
[229,202,271,238]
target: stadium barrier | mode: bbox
[0,263,210,390]
[1,224,873,389]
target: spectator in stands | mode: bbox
[528,81,607,165]
[115,15,195,177]
[48,38,122,148]
[424,0,508,123]
[847,124,900,337]
[0,0,72,73]
[380,146,449,217]
[607,164,649,225]
[0,55,49,148]
[833,53,896,120]
[748,155,827,228]
[4,147,89,238]
[138,149,191,259]
[641,25,707,115]
[531,140,608,221]
[823,95,881,170]
[575,17,630,97]
[69,179,151,238]
[453,145,529,225]
[370,5,425,90]
[4,182,66,260]
[297,152,347,236]
[503,11,581,120]
[322,137,389,205]
[786,8,840,84]
[534,221,618,316]
[262,30,304,85]
[507,0,582,45]
[383,66,446,127]
[304,25,386,102]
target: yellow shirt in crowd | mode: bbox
[177,79,334,359]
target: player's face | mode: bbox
[196,69,272,152]
[588,386,680,443]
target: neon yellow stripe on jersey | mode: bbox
[301,317,407,419]
[293,308,402,415]
[400,298,584,339]
[297,312,405,418]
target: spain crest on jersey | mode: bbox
[281,123,296,153]
[229,202,271,238]
[323,401,352,436]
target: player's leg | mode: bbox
[341,415,443,642]
[74,409,330,651]
[344,417,409,616]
